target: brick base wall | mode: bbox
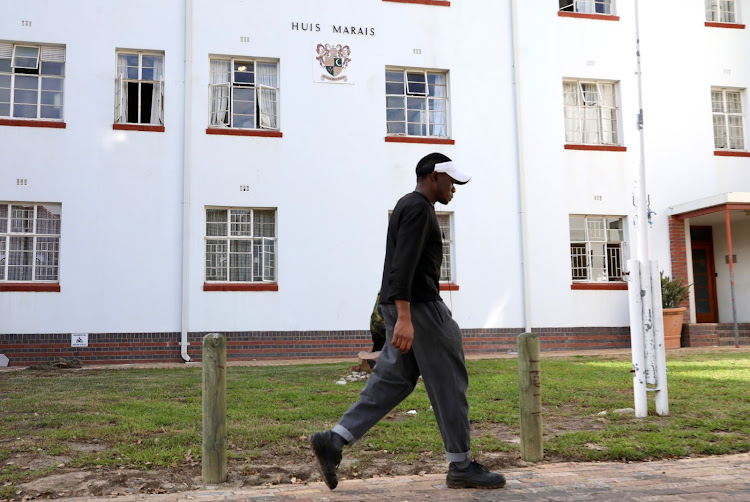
[0,327,633,367]
[682,323,750,347]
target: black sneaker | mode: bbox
[310,431,342,490]
[446,460,506,489]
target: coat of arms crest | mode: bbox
[315,43,351,82]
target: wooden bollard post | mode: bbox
[517,332,543,462]
[202,333,227,483]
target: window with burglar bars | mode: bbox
[712,88,745,150]
[569,215,625,282]
[0,203,61,283]
[386,68,448,138]
[0,42,65,120]
[205,208,276,283]
[706,0,738,23]
[563,80,619,145]
[208,58,279,130]
[436,212,453,282]
[559,0,613,14]
[115,51,164,125]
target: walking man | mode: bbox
[310,152,506,490]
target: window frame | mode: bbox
[385,67,450,139]
[563,79,620,147]
[436,212,455,284]
[207,56,280,131]
[706,0,740,23]
[712,87,746,151]
[0,42,66,122]
[203,207,278,286]
[559,0,614,15]
[569,215,626,284]
[0,202,62,285]
[114,50,165,126]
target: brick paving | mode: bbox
[58,453,750,501]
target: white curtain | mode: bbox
[563,82,581,143]
[599,83,616,144]
[256,63,278,129]
[209,60,231,126]
[150,56,164,125]
[429,73,447,137]
[581,83,601,144]
[576,0,595,13]
[116,54,129,123]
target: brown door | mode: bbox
[690,227,719,323]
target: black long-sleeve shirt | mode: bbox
[380,191,443,304]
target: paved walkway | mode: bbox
[60,453,750,501]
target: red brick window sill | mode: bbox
[206,128,283,138]
[0,118,66,129]
[714,150,750,157]
[564,144,627,152]
[386,136,455,145]
[383,0,450,6]
[705,22,745,29]
[440,283,459,291]
[558,12,619,21]
[0,283,61,292]
[113,124,165,132]
[571,282,628,291]
[204,283,279,292]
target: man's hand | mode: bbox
[392,300,414,354]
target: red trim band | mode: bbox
[558,11,620,21]
[0,283,60,292]
[113,124,165,132]
[386,136,455,145]
[571,282,628,291]
[383,0,450,6]
[439,283,459,291]
[714,150,750,157]
[0,119,66,129]
[204,283,279,292]
[206,128,283,138]
[705,22,745,29]
[565,144,627,152]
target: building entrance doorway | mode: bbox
[690,226,718,323]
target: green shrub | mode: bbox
[661,272,690,309]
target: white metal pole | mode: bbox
[650,260,669,415]
[180,0,194,362]
[510,0,533,333]
[627,260,648,418]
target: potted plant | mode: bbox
[660,272,690,349]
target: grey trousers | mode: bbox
[333,300,471,463]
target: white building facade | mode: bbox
[1,0,748,366]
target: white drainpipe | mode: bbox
[510,0,533,333]
[180,0,194,362]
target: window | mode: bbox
[712,88,745,150]
[706,0,737,23]
[0,203,61,283]
[0,42,65,120]
[559,0,613,14]
[115,51,164,125]
[437,212,454,282]
[563,80,619,145]
[386,68,448,138]
[208,58,279,130]
[205,208,276,283]
[569,215,624,282]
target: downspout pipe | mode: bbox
[180,0,194,362]
[510,0,532,333]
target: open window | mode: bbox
[208,58,279,130]
[0,42,65,121]
[114,51,164,126]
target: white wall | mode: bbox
[1,0,748,336]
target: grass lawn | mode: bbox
[0,348,749,498]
